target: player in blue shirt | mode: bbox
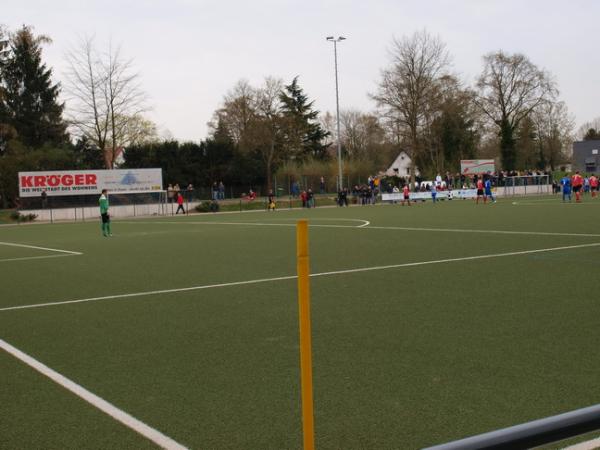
[560,175,572,202]
[484,178,496,203]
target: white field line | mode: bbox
[562,437,600,450]
[0,241,82,255]
[1,242,599,313]
[120,220,600,238]
[0,338,187,450]
[0,254,76,264]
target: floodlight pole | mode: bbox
[326,36,346,191]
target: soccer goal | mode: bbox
[20,190,169,222]
[499,175,551,196]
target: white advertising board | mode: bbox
[18,169,163,197]
[460,160,495,175]
[382,192,452,201]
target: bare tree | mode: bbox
[340,109,386,160]
[208,79,255,147]
[532,101,574,170]
[64,36,147,168]
[372,30,450,183]
[252,77,285,189]
[476,51,557,170]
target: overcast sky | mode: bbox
[4,0,599,141]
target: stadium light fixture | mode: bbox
[326,36,346,191]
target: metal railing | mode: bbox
[423,403,600,450]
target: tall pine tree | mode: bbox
[279,76,329,160]
[2,26,67,148]
[0,26,16,152]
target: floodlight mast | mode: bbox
[326,36,346,191]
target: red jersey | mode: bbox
[572,174,583,187]
[476,180,484,190]
[590,176,598,188]
[402,186,410,196]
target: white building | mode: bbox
[385,151,420,177]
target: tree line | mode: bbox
[1,25,598,207]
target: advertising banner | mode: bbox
[382,192,452,201]
[460,159,495,175]
[18,169,163,197]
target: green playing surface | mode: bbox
[1,195,599,449]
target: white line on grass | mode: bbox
[0,254,77,264]
[120,220,600,238]
[0,241,82,255]
[0,338,188,450]
[1,242,599,313]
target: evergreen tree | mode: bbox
[279,76,329,160]
[0,26,16,152]
[2,26,67,148]
[584,128,600,141]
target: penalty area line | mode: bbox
[2,242,600,313]
[0,241,82,255]
[0,338,188,450]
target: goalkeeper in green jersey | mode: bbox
[99,189,112,237]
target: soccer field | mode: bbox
[1,196,600,449]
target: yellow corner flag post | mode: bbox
[297,220,315,450]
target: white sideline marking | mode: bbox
[363,225,600,238]
[122,219,372,229]
[0,338,187,450]
[0,241,82,255]
[0,254,76,264]
[562,437,600,450]
[1,242,599,313]
[121,220,600,238]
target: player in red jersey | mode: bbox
[590,174,598,198]
[476,178,485,204]
[401,184,411,206]
[572,171,584,202]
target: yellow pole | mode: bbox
[296,220,315,450]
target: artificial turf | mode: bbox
[1,195,600,449]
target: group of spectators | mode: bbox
[211,181,226,200]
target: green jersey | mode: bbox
[99,194,109,214]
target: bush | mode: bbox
[10,211,37,222]
[195,201,220,213]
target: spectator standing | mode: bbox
[307,189,315,208]
[267,190,276,211]
[337,187,348,207]
[218,181,225,200]
[300,190,307,208]
[320,176,326,194]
